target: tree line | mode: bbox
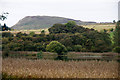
[2,21,112,53]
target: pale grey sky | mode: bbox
[0,0,119,27]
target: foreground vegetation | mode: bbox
[2,58,119,78]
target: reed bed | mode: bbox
[2,58,119,78]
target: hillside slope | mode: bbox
[12,16,96,30]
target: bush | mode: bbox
[34,43,46,51]
[81,48,87,52]
[16,32,24,38]
[113,46,120,53]
[2,48,10,58]
[46,41,68,60]
[103,29,107,33]
[7,42,23,51]
[46,41,67,55]
[37,51,43,59]
[113,20,120,47]
[73,45,82,52]
[41,30,45,34]
[66,46,73,51]
[109,28,114,32]
[2,32,13,37]
[29,32,35,37]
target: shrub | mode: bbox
[37,51,43,59]
[34,43,46,51]
[16,32,24,38]
[46,41,67,55]
[65,21,77,28]
[46,41,68,60]
[81,48,87,52]
[2,32,13,37]
[73,45,82,52]
[7,42,22,51]
[2,47,10,58]
[41,30,45,34]
[113,20,120,47]
[29,32,35,37]
[113,46,120,53]
[109,28,114,32]
[66,46,73,51]
[103,29,107,33]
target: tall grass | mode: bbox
[2,58,118,78]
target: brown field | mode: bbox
[2,58,119,78]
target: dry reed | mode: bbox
[2,58,119,78]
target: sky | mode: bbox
[0,0,119,27]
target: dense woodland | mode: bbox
[2,21,113,53]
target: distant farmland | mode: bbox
[4,23,115,34]
[82,23,115,31]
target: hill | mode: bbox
[11,16,96,30]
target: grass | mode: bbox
[3,28,49,34]
[2,23,115,35]
[82,24,115,31]
[2,58,119,78]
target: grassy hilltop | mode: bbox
[11,16,96,30]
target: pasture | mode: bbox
[82,23,115,31]
[3,23,115,34]
[3,28,49,34]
